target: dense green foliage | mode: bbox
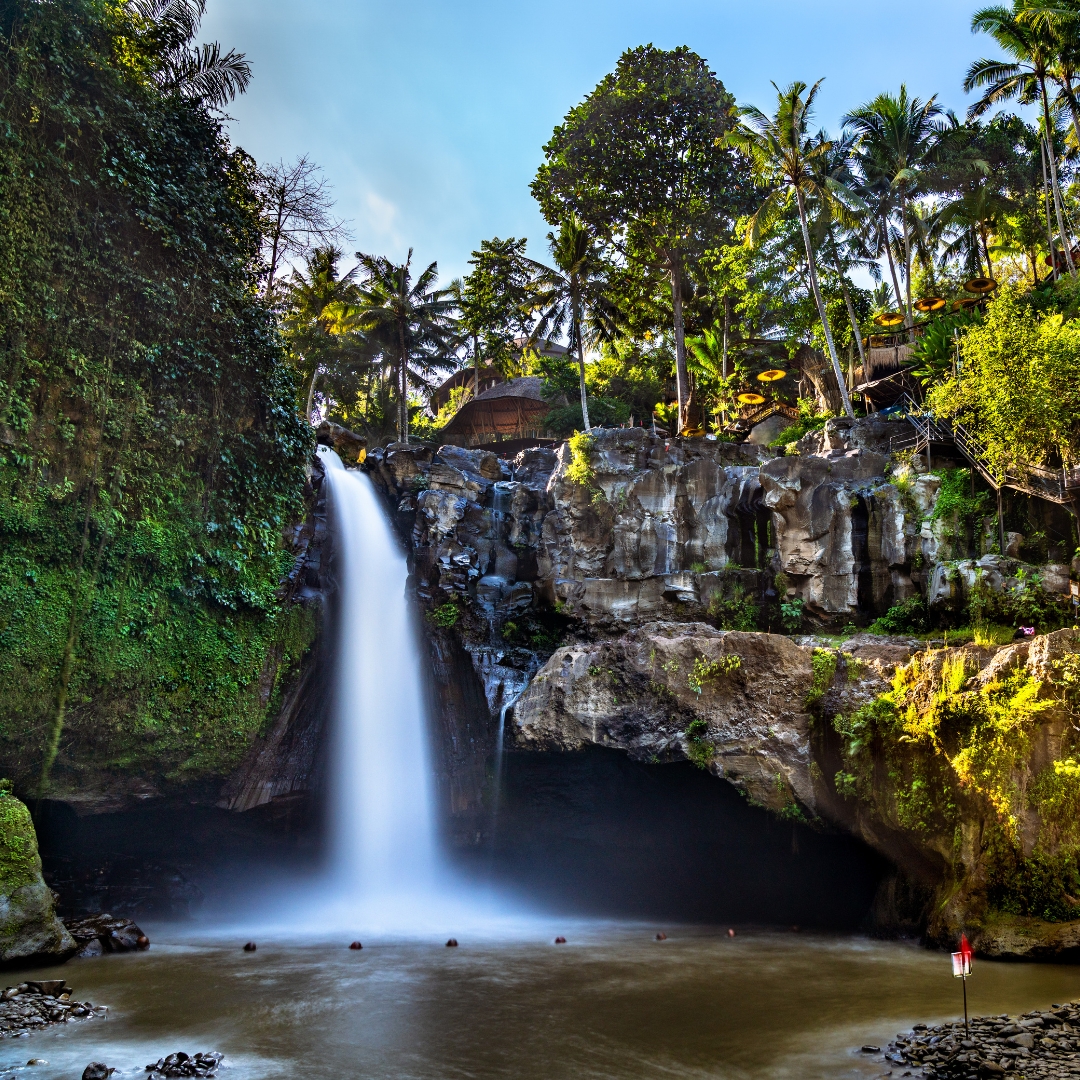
[0,0,311,792]
[929,286,1080,475]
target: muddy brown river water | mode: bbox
[3,926,1079,1080]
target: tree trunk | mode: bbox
[979,224,994,280]
[305,367,318,423]
[473,333,479,397]
[572,286,590,431]
[722,294,730,379]
[797,190,855,420]
[1041,77,1075,276]
[669,257,689,432]
[831,239,866,372]
[883,219,904,314]
[1041,137,1059,281]
[900,190,914,334]
[398,323,408,445]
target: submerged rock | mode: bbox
[0,788,76,967]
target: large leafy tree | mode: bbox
[928,287,1080,474]
[532,45,748,431]
[350,252,458,444]
[524,217,617,431]
[726,80,857,419]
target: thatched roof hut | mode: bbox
[440,377,553,447]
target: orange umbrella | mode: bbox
[873,311,905,327]
[963,277,997,294]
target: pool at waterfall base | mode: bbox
[5,928,1080,1080]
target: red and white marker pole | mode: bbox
[951,934,974,1037]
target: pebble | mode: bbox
[0,982,97,1040]
[242,942,257,952]
[655,932,667,941]
[884,1000,1080,1078]
[145,1051,224,1077]
[82,1065,113,1080]
[446,939,458,947]
[554,937,566,944]
[349,941,362,950]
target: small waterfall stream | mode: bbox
[320,447,437,905]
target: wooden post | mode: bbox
[997,488,1006,555]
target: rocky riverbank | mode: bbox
[884,1001,1080,1077]
[0,979,99,1038]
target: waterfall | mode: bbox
[320,447,436,901]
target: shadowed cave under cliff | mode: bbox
[32,748,890,931]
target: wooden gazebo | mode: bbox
[440,377,553,447]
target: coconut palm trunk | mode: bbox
[900,191,914,334]
[670,258,690,431]
[1040,75,1076,276]
[796,189,855,419]
[571,288,590,431]
[882,220,905,317]
[305,367,318,422]
[398,324,408,444]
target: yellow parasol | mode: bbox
[756,369,787,382]
[963,277,997,294]
[914,297,946,313]
[952,298,979,311]
[873,311,905,327]
[737,392,766,406]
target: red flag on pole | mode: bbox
[960,934,973,968]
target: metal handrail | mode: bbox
[898,392,1080,506]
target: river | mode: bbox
[5,927,1079,1080]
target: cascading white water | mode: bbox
[320,447,436,900]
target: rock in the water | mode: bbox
[0,787,76,966]
[82,1065,113,1080]
[0,979,97,1038]
[64,914,149,956]
[145,1051,223,1077]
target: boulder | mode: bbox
[0,788,76,967]
[65,914,150,956]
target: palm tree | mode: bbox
[524,217,616,432]
[808,130,874,377]
[930,183,1010,278]
[283,247,364,421]
[350,251,459,444]
[725,80,856,419]
[686,327,748,426]
[965,2,1076,275]
[124,0,251,108]
[843,87,946,327]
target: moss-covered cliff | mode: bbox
[0,1,312,799]
[814,629,1080,955]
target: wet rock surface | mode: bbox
[145,1051,224,1077]
[886,1002,1080,1077]
[65,914,149,957]
[0,980,98,1037]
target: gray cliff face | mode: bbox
[510,623,819,814]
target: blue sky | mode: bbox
[203,0,993,285]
